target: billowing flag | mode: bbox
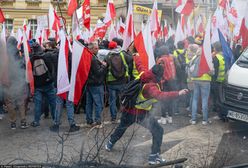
[72,12,81,40]
[198,17,213,76]
[0,8,5,23]
[90,19,108,41]
[103,0,116,26]
[219,0,228,10]
[218,29,234,71]
[23,31,34,95]
[35,25,42,45]
[175,0,195,16]
[122,0,134,50]
[163,20,169,39]
[17,28,23,50]
[150,0,160,33]
[118,17,125,36]
[69,41,93,104]
[57,30,70,99]
[174,19,185,46]
[239,3,248,48]
[67,0,78,16]
[49,5,60,31]
[82,0,91,30]
[134,22,155,70]
[108,23,117,41]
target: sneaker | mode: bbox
[202,120,212,125]
[50,124,59,132]
[167,117,173,124]
[148,153,166,165]
[190,119,196,125]
[105,140,114,151]
[30,121,40,127]
[69,124,80,132]
[20,122,29,129]
[95,121,103,129]
[158,117,167,125]
[111,118,118,124]
[11,122,16,130]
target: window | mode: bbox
[5,19,13,32]
[29,19,37,38]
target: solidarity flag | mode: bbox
[103,0,116,26]
[175,0,195,16]
[67,0,78,16]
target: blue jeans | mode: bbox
[108,84,125,120]
[54,94,75,126]
[191,81,211,122]
[85,85,104,123]
[0,85,4,115]
[34,83,56,123]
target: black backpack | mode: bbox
[108,52,126,79]
[120,79,143,109]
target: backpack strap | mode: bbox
[120,52,129,78]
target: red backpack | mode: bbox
[157,56,176,81]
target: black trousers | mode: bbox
[110,111,164,154]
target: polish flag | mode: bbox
[174,19,185,46]
[108,23,117,41]
[0,23,9,85]
[150,0,160,34]
[68,40,93,104]
[17,28,23,50]
[57,29,70,99]
[219,0,228,10]
[24,21,32,40]
[49,5,60,32]
[122,0,134,50]
[67,0,78,16]
[134,22,155,70]
[195,16,204,34]
[72,12,81,40]
[76,0,91,31]
[239,3,248,48]
[198,17,214,77]
[91,19,108,41]
[163,20,169,39]
[103,0,116,26]
[23,31,34,95]
[35,25,42,45]
[0,8,5,23]
[118,17,125,35]
[175,0,195,16]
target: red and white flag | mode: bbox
[227,0,238,25]
[108,23,117,41]
[35,25,42,45]
[57,29,70,99]
[239,3,248,48]
[67,0,78,16]
[24,21,32,40]
[122,0,134,50]
[198,17,214,77]
[163,20,169,40]
[72,12,81,40]
[103,0,116,26]
[68,40,93,104]
[0,23,9,85]
[195,15,204,34]
[0,8,5,23]
[90,19,108,42]
[150,0,160,33]
[175,0,195,16]
[118,17,125,36]
[219,0,228,10]
[17,28,23,49]
[23,31,34,95]
[49,5,60,32]
[76,0,91,31]
[174,19,185,46]
[134,22,155,70]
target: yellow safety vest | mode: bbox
[192,73,212,81]
[132,60,140,79]
[216,53,225,82]
[135,84,159,111]
[107,52,129,82]
[173,49,185,58]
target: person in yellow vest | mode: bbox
[105,64,189,165]
[190,47,214,125]
[211,42,226,120]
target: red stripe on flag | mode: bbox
[134,32,148,70]
[198,47,210,77]
[0,8,5,23]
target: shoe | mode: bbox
[11,122,16,130]
[95,121,103,129]
[148,153,166,165]
[158,117,167,125]
[167,117,173,124]
[30,121,40,127]
[189,119,196,125]
[111,118,118,124]
[20,122,29,129]
[50,124,59,132]
[105,140,114,151]
[69,124,80,132]
[0,114,4,120]
[202,120,211,125]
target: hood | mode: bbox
[140,70,158,83]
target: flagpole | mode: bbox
[57,0,68,34]
[171,0,175,27]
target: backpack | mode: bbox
[157,56,177,81]
[120,79,143,109]
[186,55,201,78]
[108,52,126,80]
[32,57,53,86]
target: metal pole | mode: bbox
[126,0,129,14]
[171,0,175,28]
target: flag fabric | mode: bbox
[90,19,108,41]
[150,0,160,33]
[163,20,169,39]
[174,19,185,46]
[82,0,91,30]
[227,0,238,25]
[195,15,204,34]
[17,28,23,50]
[218,29,234,71]
[198,17,214,77]
[23,31,34,95]
[118,17,125,35]
[72,12,81,40]
[67,0,78,16]
[239,3,248,48]
[0,8,5,23]
[0,23,9,85]
[57,30,70,99]
[103,0,116,26]
[68,40,93,104]
[219,0,228,9]
[49,5,60,32]
[134,22,155,70]
[108,23,117,41]
[175,0,195,16]
[122,0,134,50]
[35,25,42,45]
